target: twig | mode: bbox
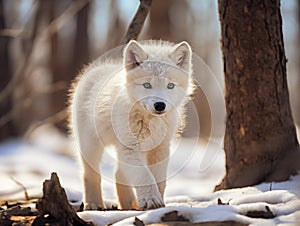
[24,108,68,139]
[1,206,32,217]
[0,111,13,128]
[0,29,26,38]
[246,205,275,219]
[33,81,67,93]
[0,0,38,39]
[46,0,90,37]
[0,0,89,133]
[0,0,42,104]
[0,0,90,103]
[1,199,39,208]
[9,176,30,201]
[122,0,152,44]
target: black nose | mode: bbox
[154,102,166,112]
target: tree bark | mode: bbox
[148,0,172,41]
[216,0,300,190]
[51,0,90,132]
[297,0,300,125]
[122,0,152,44]
[48,0,69,132]
[35,173,93,225]
[70,0,90,77]
[0,0,17,141]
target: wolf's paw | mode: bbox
[137,190,165,210]
[138,196,165,210]
[84,202,104,211]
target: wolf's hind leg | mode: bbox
[116,168,135,209]
[81,149,104,210]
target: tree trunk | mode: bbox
[69,0,90,78]
[216,0,300,190]
[50,0,90,132]
[148,0,173,41]
[0,0,18,141]
[297,0,300,126]
[48,0,68,132]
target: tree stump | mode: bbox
[34,172,93,226]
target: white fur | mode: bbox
[69,40,194,210]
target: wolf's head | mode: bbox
[123,40,193,116]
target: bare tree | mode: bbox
[47,0,90,131]
[70,0,90,77]
[216,0,300,190]
[147,0,172,41]
[48,0,64,120]
[297,0,300,126]
[0,0,16,140]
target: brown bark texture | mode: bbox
[148,0,172,41]
[35,173,93,225]
[70,0,90,77]
[51,1,90,132]
[122,0,152,44]
[216,0,300,190]
[0,0,17,140]
[297,0,300,125]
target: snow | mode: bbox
[0,127,300,225]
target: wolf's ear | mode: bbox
[124,40,148,71]
[170,41,192,73]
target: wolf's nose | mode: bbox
[154,102,166,112]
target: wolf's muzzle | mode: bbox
[154,102,166,112]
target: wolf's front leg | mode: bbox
[117,148,164,210]
[147,146,170,198]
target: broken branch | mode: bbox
[122,0,152,44]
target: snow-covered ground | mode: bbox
[0,126,299,225]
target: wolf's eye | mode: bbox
[167,83,175,89]
[143,82,152,89]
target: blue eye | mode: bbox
[167,83,175,89]
[143,82,152,89]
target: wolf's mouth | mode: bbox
[152,110,166,116]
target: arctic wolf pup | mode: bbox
[69,40,194,210]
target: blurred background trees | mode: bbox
[0,0,299,143]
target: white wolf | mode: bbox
[69,40,194,210]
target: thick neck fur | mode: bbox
[129,103,158,141]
